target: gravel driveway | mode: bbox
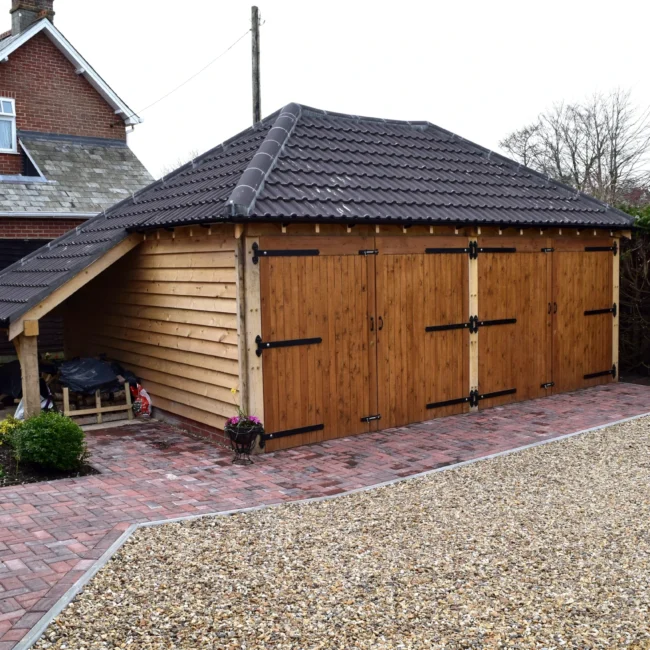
[36,418,650,649]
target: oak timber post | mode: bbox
[468,237,479,410]
[612,237,620,380]
[14,320,40,418]
[244,236,264,423]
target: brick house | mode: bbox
[0,0,151,353]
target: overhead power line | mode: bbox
[123,27,252,123]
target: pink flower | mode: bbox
[249,416,261,424]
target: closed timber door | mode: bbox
[375,237,470,429]
[259,236,376,451]
[551,239,615,393]
[477,238,553,408]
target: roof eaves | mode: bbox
[225,102,302,217]
[0,19,142,126]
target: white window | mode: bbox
[0,98,16,153]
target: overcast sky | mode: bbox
[6,0,648,178]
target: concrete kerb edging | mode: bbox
[15,409,650,649]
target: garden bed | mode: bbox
[0,436,98,488]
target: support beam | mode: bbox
[612,239,620,380]
[468,237,479,411]
[14,332,40,418]
[235,234,249,412]
[9,234,142,340]
[244,236,264,423]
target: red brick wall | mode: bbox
[0,32,127,140]
[0,153,22,174]
[0,217,86,238]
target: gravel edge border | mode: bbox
[17,410,650,650]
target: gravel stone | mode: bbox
[35,418,650,649]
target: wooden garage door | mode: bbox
[259,237,376,451]
[376,237,470,429]
[477,238,552,408]
[552,240,614,393]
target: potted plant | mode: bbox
[225,389,264,465]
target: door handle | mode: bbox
[370,316,374,332]
[378,316,384,331]
[547,302,551,314]
[553,302,557,314]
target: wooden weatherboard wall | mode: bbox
[65,226,240,432]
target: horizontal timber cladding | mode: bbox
[376,236,469,427]
[477,237,551,409]
[64,226,240,432]
[259,236,375,452]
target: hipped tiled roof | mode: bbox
[0,102,633,327]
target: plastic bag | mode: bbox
[130,383,152,418]
[14,395,54,420]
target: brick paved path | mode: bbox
[1,382,650,648]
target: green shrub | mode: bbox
[0,416,22,447]
[12,412,86,471]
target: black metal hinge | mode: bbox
[427,395,473,410]
[541,247,555,253]
[584,303,617,317]
[584,365,616,380]
[425,315,481,334]
[255,335,322,356]
[361,414,382,423]
[476,388,517,403]
[359,249,378,256]
[478,247,517,254]
[585,241,618,255]
[425,246,471,255]
[262,424,324,442]
[252,242,319,264]
[428,388,516,410]
[541,382,555,389]
[477,318,517,328]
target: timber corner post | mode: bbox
[468,236,479,410]
[14,320,41,418]
[243,235,265,427]
[612,234,620,381]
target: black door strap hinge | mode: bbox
[585,241,618,256]
[252,242,319,264]
[425,246,471,255]
[262,423,324,442]
[426,321,471,333]
[541,247,555,253]
[476,388,517,403]
[541,382,555,389]
[584,303,616,317]
[478,318,517,327]
[255,335,322,356]
[361,414,382,423]
[359,249,379,256]
[427,395,473,410]
[478,247,517,254]
[584,365,617,380]
[427,388,516,410]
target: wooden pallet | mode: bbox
[62,382,134,424]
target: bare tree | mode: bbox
[500,90,650,204]
[159,149,200,178]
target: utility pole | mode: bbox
[251,6,261,124]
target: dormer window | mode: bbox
[0,99,17,153]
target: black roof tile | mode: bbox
[0,102,633,327]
